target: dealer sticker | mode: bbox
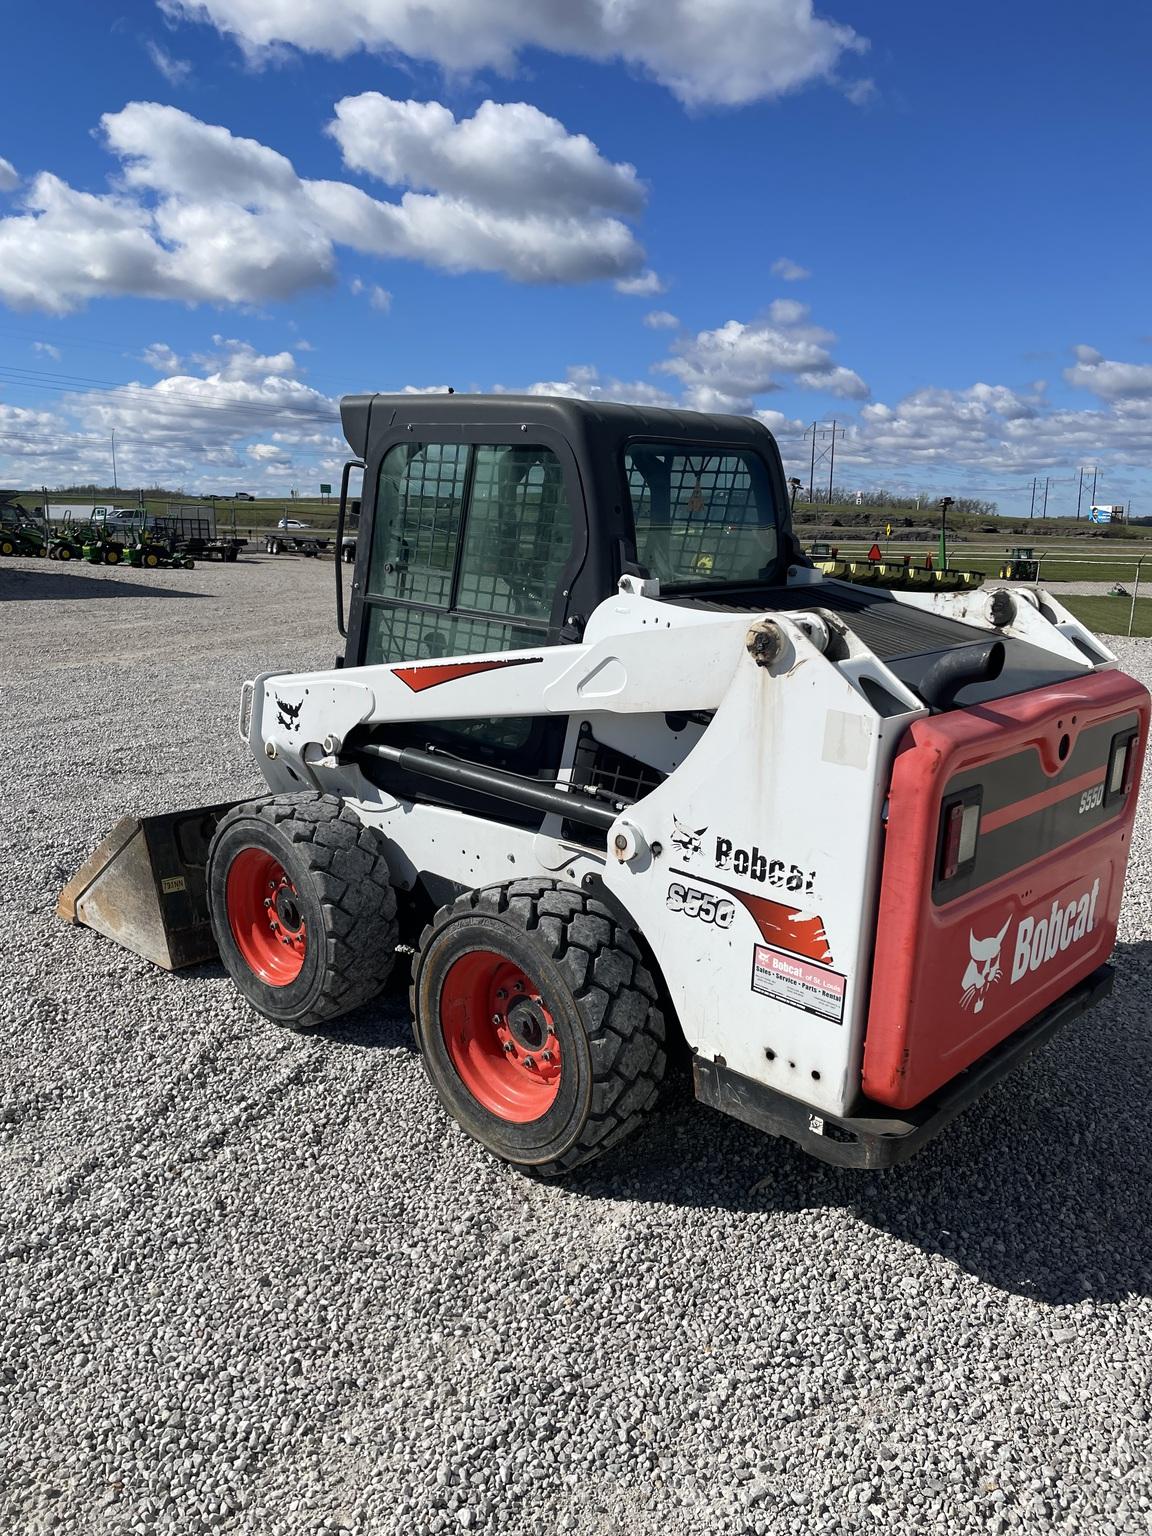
[752,944,846,1024]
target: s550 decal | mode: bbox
[666,882,736,928]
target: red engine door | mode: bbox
[863,669,1148,1110]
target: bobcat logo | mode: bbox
[960,919,1011,1013]
[670,817,707,859]
[275,695,303,733]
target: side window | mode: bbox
[367,442,468,607]
[625,445,778,587]
[456,445,573,621]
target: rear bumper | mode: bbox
[693,964,1113,1169]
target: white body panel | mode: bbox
[241,574,1099,1120]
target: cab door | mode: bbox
[346,427,588,774]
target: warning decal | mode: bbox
[752,944,846,1024]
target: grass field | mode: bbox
[1062,594,1152,637]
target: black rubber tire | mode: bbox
[207,793,399,1030]
[411,880,667,1176]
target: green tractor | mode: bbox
[124,522,194,570]
[0,521,48,558]
[47,527,85,561]
[72,508,128,565]
[0,496,50,557]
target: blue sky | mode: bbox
[1,0,1149,515]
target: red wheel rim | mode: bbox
[440,951,562,1122]
[225,848,307,985]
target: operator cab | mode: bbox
[337,392,801,675]
[336,395,802,816]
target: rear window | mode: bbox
[624,443,780,588]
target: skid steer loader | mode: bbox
[60,396,1149,1174]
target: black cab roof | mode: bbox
[339,392,783,462]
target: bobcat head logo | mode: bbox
[960,918,1011,1012]
[670,816,707,859]
[275,695,303,733]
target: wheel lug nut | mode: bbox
[540,1050,554,1063]
[492,1013,502,1025]
[495,988,507,1000]
[523,1056,536,1069]
[502,1041,515,1053]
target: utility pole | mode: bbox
[1041,476,1049,518]
[1029,478,1037,519]
[827,418,838,504]
[803,421,843,506]
[1076,467,1084,520]
[1090,466,1098,513]
[808,420,817,503]
[111,430,118,491]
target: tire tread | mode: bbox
[412,878,666,1175]
[210,792,398,1029]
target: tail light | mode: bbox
[937,790,982,884]
[1107,729,1138,802]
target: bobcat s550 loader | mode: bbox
[60,396,1149,1174]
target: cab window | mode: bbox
[362,440,575,668]
[367,442,469,608]
[624,443,780,588]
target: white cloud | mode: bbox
[140,342,184,373]
[1065,344,1152,402]
[501,365,677,408]
[0,336,343,489]
[351,279,393,312]
[771,257,810,282]
[146,39,192,83]
[247,441,293,464]
[163,0,868,108]
[329,94,644,217]
[755,408,807,437]
[643,310,679,330]
[767,298,809,325]
[0,98,649,313]
[0,401,60,463]
[193,335,299,380]
[843,79,876,106]
[0,157,18,193]
[32,340,61,360]
[615,269,665,297]
[836,380,1151,480]
[658,313,868,411]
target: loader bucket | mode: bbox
[57,803,238,970]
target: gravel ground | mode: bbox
[3,553,1152,1536]
[1003,580,1142,597]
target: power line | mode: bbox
[0,362,339,423]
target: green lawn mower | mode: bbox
[0,519,49,557]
